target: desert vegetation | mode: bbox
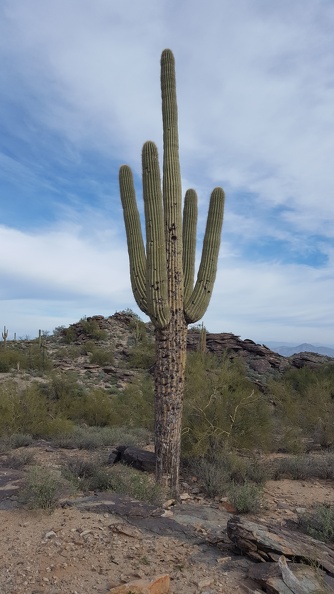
[0,312,333,526]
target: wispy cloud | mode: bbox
[0,0,333,343]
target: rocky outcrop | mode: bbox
[52,314,334,391]
[187,331,334,388]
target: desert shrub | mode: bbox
[0,382,73,439]
[127,340,155,370]
[52,425,123,449]
[0,360,10,372]
[62,326,77,343]
[182,352,272,458]
[0,344,51,373]
[189,450,269,498]
[189,457,230,498]
[41,373,85,402]
[228,481,263,513]
[64,389,114,426]
[9,433,33,448]
[270,453,334,481]
[79,317,108,341]
[269,364,334,450]
[3,450,35,469]
[0,382,49,437]
[110,375,154,429]
[109,465,164,504]
[19,466,71,510]
[89,347,114,366]
[298,504,334,543]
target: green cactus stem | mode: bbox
[2,326,8,350]
[119,49,225,496]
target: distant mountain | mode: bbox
[273,343,334,358]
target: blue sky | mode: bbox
[0,0,333,345]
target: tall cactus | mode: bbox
[119,49,225,495]
[2,326,8,350]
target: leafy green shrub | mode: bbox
[40,373,85,402]
[268,364,334,450]
[0,382,73,439]
[9,433,33,448]
[228,481,263,514]
[182,353,272,458]
[188,450,269,498]
[298,504,334,543]
[65,389,114,426]
[0,344,52,372]
[3,450,35,469]
[189,457,230,498]
[110,376,154,430]
[79,317,108,341]
[109,465,164,504]
[62,327,77,343]
[270,453,334,481]
[52,426,122,449]
[19,466,71,510]
[0,360,10,372]
[89,348,114,366]
[127,341,155,370]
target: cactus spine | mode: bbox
[119,49,225,495]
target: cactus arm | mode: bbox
[161,49,184,309]
[119,165,148,315]
[142,141,171,328]
[182,189,198,303]
[185,187,225,324]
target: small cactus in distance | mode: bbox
[119,49,225,495]
[2,326,8,349]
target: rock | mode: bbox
[107,574,170,594]
[247,557,333,594]
[227,516,334,570]
[108,446,156,473]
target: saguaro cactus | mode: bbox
[119,49,225,495]
[2,326,8,350]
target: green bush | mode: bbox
[64,389,114,426]
[127,341,155,370]
[270,453,334,481]
[110,376,154,429]
[51,425,140,449]
[188,450,269,498]
[79,317,108,341]
[268,364,334,450]
[0,344,52,372]
[3,450,35,469]
[228,481,263,514]
[89,347,114,366]
[109,465,164,504]
[19,466,71,510]
[298,504,334,543]
[182,353,272,458]
[9,433,33,448]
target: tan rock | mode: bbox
[108,574,170,594]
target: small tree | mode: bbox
[119,49,225,496]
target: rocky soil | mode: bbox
[0,444,334,593]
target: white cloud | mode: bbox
[0,0,333,344]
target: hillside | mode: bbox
[2,311,333,393]
[273,343,334,358]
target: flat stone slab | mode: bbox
[0,468,23,508]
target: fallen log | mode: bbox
[108,446,156,473]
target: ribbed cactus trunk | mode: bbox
[154,315,187,488]
[119,49,225,497]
